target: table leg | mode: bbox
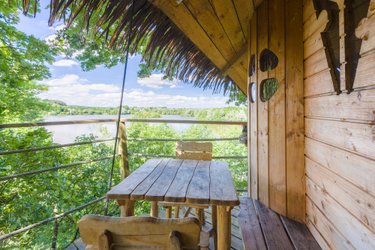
[212,205,217,249]
[150,201,159,217]
[217,206,232,250]
[117,200,134,217]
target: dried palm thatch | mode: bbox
[21,0,239,95]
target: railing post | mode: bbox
[118,122,129,179]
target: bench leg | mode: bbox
[165,207,172,218]
[118,200,134,217]
[174,206,180,218]
[150,201,159,217]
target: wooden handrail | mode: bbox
[0,118,247,129]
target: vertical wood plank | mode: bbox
[285,0,305,222]
[249,10,259,199]
[257,0,270,206]
[268,0,286,215]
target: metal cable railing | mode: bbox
[0,118,247,248]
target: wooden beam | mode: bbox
[221,46,247,75]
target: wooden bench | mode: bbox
[238,197,321,250]
[78,215,213,250]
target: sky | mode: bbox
[16,1,232,108]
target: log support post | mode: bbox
[119,122,129,179]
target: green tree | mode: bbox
[0,1,56,123]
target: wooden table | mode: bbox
[107,158,240,250]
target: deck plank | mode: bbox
[281,216,322,250]
[238,197,267,250]
[254,199,294,250]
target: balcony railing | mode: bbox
[0,118,247,249]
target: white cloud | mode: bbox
[38,75,229,108]
[137,73,179,89]
[53,59,79,67]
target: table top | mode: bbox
[107,158,240,206]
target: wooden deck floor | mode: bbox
[66,198,320,250]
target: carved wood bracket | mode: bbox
[313,0,370,94]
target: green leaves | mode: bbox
[0,1,56,124]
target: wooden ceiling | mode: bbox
[150,0,263,93]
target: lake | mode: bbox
[44,115,195,144]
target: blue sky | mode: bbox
[16,1,232,108]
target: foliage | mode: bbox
[0,1,56,123]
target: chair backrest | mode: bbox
[175,142,212,161]
[78,215,201,250]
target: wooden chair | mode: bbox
[78,215,212,250]
[175,141,213,161]
[160,142,213,225]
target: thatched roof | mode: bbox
[21,0,257,95]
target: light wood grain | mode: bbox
[249,12,258,199]
[286,0,305,222]
[305,118,375,159]
[304,26,325,60]
[304,48,329,78]
[306,220,331,250]
[210,0,246,54]
[353,51,375,89]
[131,159,170,200]
[305,88,375,122]
[145,159,183,201]
[183,0,236,59]
[78,215,202,249]
[303,10,329,41]
[303,0,316,23]
[257,0,269,207]
[176,142,212,152]
[165,160,199,203]
[306,197,355,250]
[305,137,375,197]
[176,142,212,161]
[217,206,232,250]
[304,69,335,97]
[107,158,163,200]
[307,178,375,249]
[268,0,286,216]
[306,157,375,233]
[233,0,254,41]
[356,9,375,56]
[186,161,211,204]
[209,161,239,206]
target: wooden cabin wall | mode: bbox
[303,0,375,249]
[247,0,305,222]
